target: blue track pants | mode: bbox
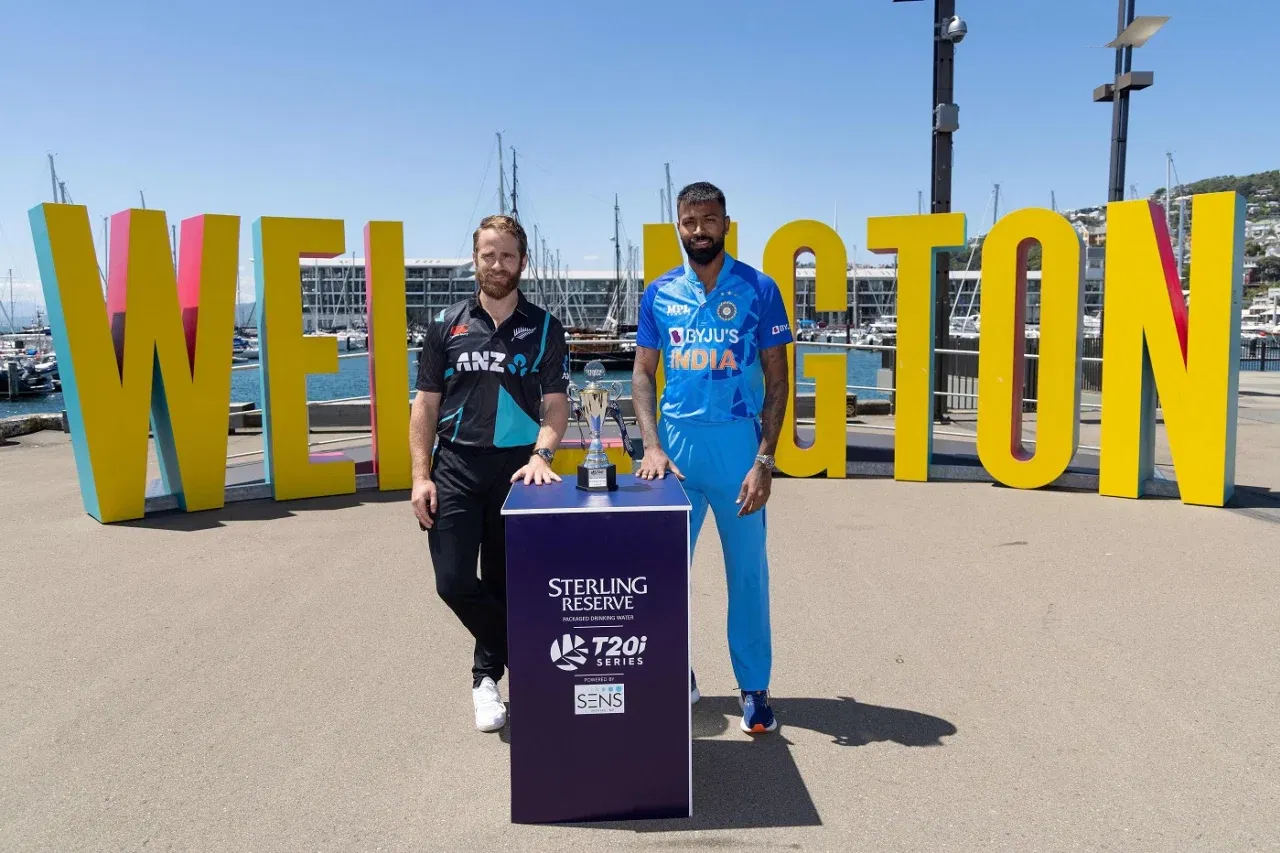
[660,416,771,692]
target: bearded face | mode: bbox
[477,264,521,299]
[677,201,729,266]
[474,228,526,299]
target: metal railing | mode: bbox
[222,337,1111,462]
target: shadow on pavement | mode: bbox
[571,695,956,833]
[118,488,409,531]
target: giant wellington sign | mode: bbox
[29,193,1243,523]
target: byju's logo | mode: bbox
[669,328,683,346]
[666,303,692,317]
[550,634,589,671]
[771,323,790,336]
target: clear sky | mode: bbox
[0,0,1269,316]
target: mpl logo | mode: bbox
[454,351,507,373]
[666,303,692,317]
[575,683,625,716]
[550,634,589,671]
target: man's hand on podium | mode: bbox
[411,478,437,530]
[511,454,562,486]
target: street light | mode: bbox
[1094,4,1169,204]
[895,0,968,422]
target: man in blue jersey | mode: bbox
[632,181,792,734]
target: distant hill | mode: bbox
[1167,170,1280,202]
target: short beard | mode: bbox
[478,270,521,300]
[683,236,724,266]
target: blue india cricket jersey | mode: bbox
[636,253,794,422]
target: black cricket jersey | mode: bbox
[415,291,570,451]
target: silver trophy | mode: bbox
[569,360,625,492]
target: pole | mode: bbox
[171,224,177,268]
[510,147,519,221]
[660,189,666,222]
[140,190,146,209]
[665,163,675,223]
[1165,150,1173,231]
[993,183,1000,221]
[497,133,506,215]
[918,190,923,215]
[1107,0,1137,204]
[930,0,957,423]
[48,154,58,202]
[1176,196,1188,284]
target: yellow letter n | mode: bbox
[1099,193,1245,507]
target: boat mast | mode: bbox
[613,194,622,330]
[664,163,674,224]
[497,132,506,215]
[510,147,519,221]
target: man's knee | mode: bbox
[433,560,481,606]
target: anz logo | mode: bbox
[665,302,692,317]
[454,351,507,373]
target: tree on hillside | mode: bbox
[1254,256,1280,282]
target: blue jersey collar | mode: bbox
[683,252,737,302]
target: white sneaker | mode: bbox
[472,677,507,732]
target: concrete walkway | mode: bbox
[2,423,1278,852]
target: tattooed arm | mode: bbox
[756,344,789,456]
[738,343,789,516]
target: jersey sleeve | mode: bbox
[636,283,662,350]
[415,313,447,392]
[756,276,795,349]
[539,317,570,395]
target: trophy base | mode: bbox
[577,463,618,492]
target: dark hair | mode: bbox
[472,214,528,259]
[675,182,726,215]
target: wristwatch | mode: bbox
[533,447,555,465]
[754,454,776,470]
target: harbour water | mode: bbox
[0,345,888,419]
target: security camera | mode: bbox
[941,15,968,43]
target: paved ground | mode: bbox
[2,393,1279,852]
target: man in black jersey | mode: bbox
[409,214,570,733]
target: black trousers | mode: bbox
[426,442,532,688]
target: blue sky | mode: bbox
[0,0,1268,316]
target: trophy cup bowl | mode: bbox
[576,360,618,492]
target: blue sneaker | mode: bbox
[690,670,701,704]
[739,690,777,733]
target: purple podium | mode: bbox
[501,473,693,824]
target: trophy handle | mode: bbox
[607,399,639,461]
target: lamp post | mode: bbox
[1093,5,1169,204]
[895,0,967,422]
[1093,5,1168,345]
